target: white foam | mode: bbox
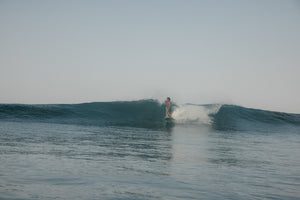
[172,104,221,125]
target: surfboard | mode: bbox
[165,117,174,122]
[165,117,173,120]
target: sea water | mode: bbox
[0,100,300,200]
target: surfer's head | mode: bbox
[167,97,171,101]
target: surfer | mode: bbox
[165,97,173,119]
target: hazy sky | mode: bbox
[1,0,299,113]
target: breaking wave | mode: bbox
[1,99,300,131]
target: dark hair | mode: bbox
[167,97,171,101]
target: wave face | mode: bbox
[211,105,300,132]
[0,99,167,128]
[1,100,300,131]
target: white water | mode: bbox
[172,104,221,125]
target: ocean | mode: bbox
[0,99,299,200]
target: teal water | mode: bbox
[1,121,300,200]
[1,100,300,199]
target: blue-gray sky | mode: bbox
[1,0,299,113]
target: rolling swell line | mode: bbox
[0,100,300,131]
[0,99,167,128]
[211,104,300,131]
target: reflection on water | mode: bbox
[165,119,175,136]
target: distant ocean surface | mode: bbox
[1,99,300,200]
